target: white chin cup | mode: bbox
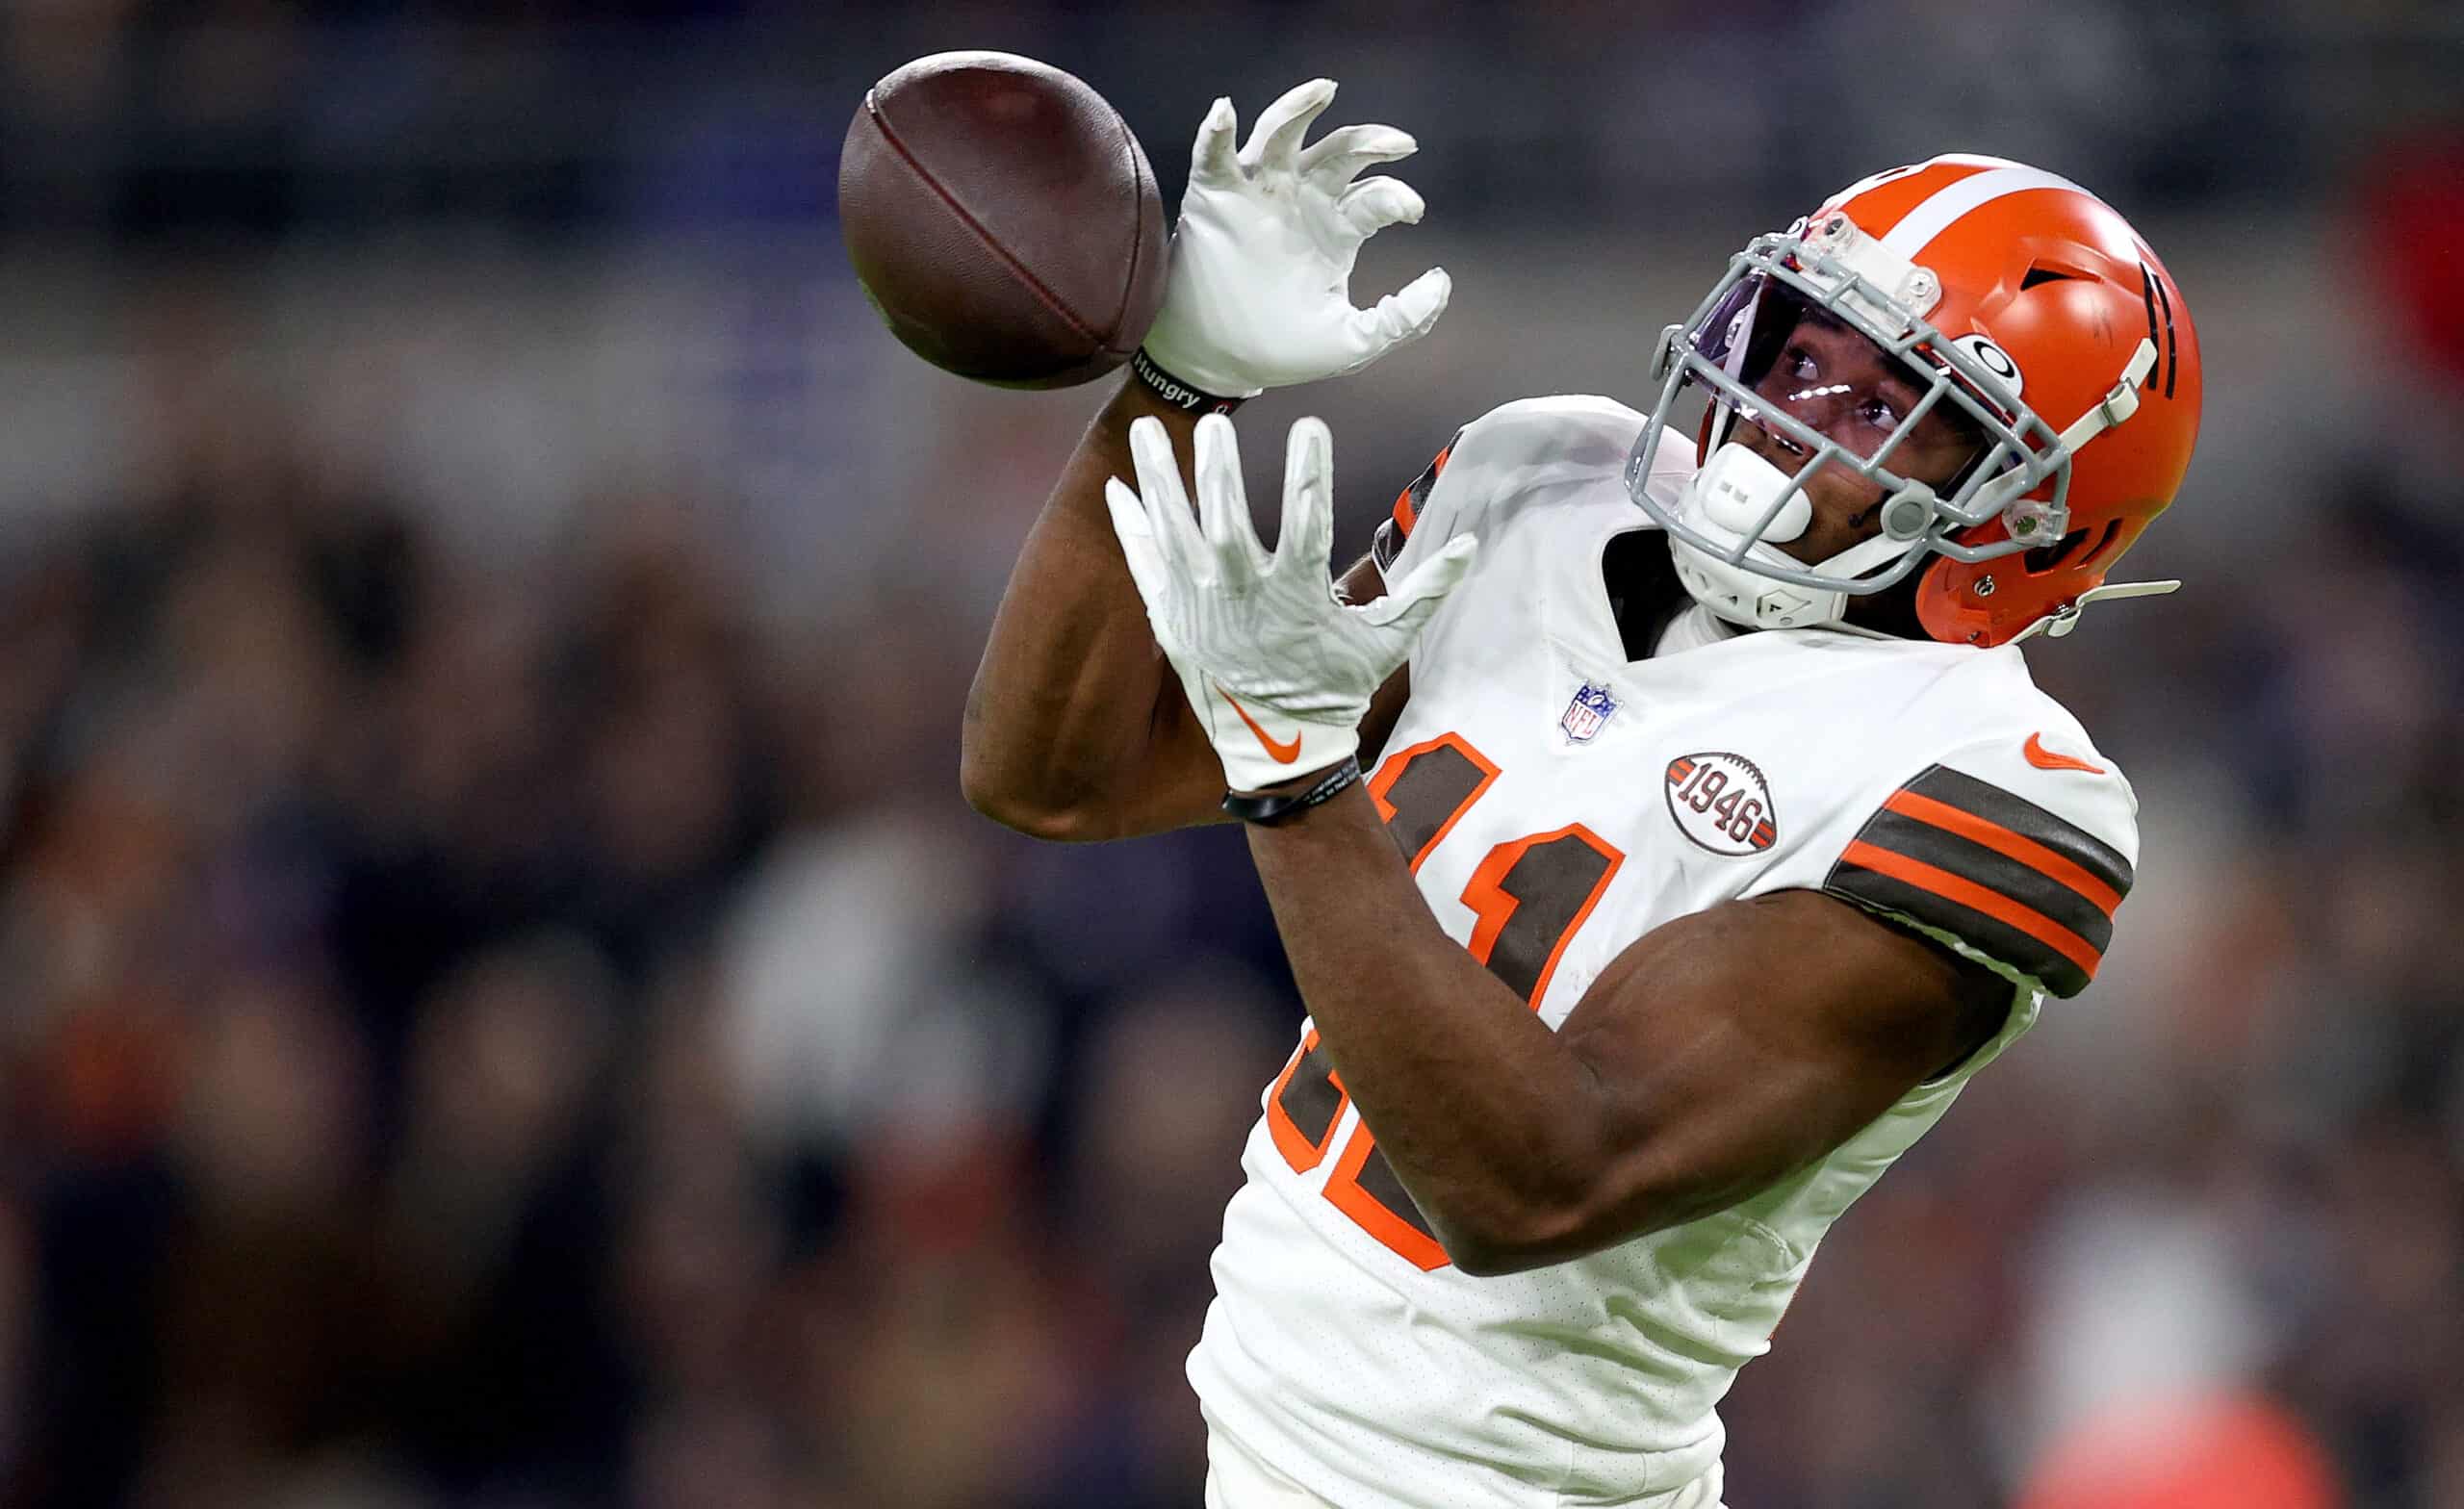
[1667,444,1919,631]
[1695,434,1813,542]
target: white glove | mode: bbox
[1141,79,1452,399]
[1104,412,1478,792]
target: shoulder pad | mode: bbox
[1442,395,1647,493]
[1377,396,1645,570]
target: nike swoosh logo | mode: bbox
[1219,689,1302,764]
[2024,732,2106,775]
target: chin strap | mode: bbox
[2009,578,2182,643]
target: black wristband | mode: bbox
[1221,755,1362,826]
[1131,348,1247,416]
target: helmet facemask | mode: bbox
[1626,212,2077,633]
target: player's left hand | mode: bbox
[1105,413,1478,793]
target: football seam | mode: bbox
[861,92,1101,345]
[1101,118,1148,355]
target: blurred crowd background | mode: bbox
[2,3,2460,1507]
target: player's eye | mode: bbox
[1786,348,1818,380]
[1859,396,1902,429]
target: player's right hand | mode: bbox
[1139,79,1451,399]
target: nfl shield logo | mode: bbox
[1559,681,1619,743]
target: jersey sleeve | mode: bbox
[1370,429,1463,576]
[1370,395,1647,583]
[1818,745,2140,999]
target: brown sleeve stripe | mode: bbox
[1883,791,2122,919]
[1904,765,2132,896]
[1371,517,1404,574]
[1823,763,2135,998]
[1828,848,2099,997]
[1852,808,2115,955]
[1389,433,1459,537]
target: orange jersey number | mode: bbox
[1264,732,1624,1270]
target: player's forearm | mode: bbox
[1244,785,1623,1272]
[961,379,1218,839]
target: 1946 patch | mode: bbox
[1665,752,1779,856]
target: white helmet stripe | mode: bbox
[1876,165,2101,260]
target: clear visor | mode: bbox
[1626,225,2075,597]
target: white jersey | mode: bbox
[1188,396,2143,1509]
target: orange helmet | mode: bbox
[1625,154,2203,646]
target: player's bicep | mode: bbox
[1541,890,2008,1253]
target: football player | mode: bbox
[962,77,2200,1509]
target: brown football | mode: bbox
[838,52,1168,389]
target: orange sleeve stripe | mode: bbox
[1839,839,2103,980]
[1882,789,2123,916]
[1391,444,1450,535]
